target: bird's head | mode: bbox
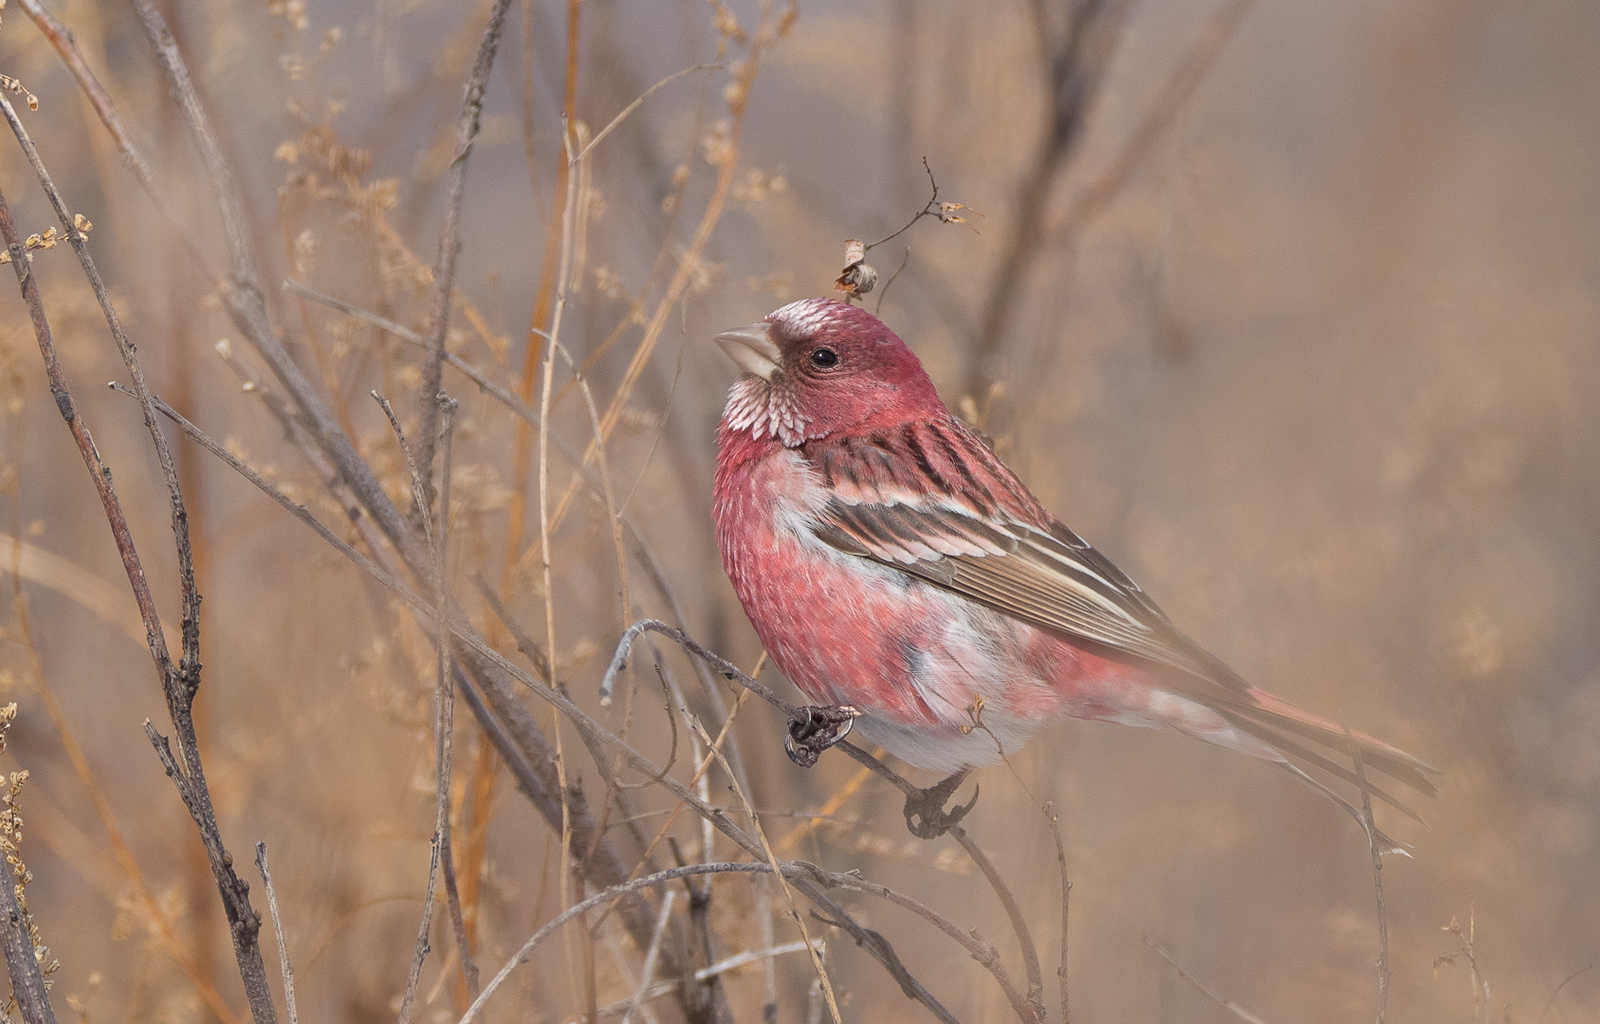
[716,297,941,447]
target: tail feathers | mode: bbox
[1216,707,1427,825]
[1167,674,1438,828]
[1242,687,1438,795]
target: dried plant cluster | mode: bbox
[0,1,1592,1024]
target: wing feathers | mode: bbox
[802,419,1437,803]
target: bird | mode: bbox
[711,296,1435,843]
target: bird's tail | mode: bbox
[1199,684,1438,854]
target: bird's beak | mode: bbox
[715,322,781,381]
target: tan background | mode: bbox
[0,0,1594,1021]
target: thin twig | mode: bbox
[461,864,768,1024]
[103,6,705,1015]
[376,390,453,1024]
[547,11,783,534]
[432,394,478,998]
[254,844,299,1024]
[1046,0,1257,242]
[414,0,514,505]
[537,116,581,985]
[948,826,1045,1022]
[969,0,1255,402]
[1043,803,1071,1023]
[12,588,241,1024]
[283,278,537,418]
[1144,939,1274,1024]
[574,63,726,164]
[1347,727,1390,1023]
[862,157,944,252]
[597,623,1033,1023]
[128,0,263,304]
[875,248,911,316]
[0,87,278,1024]
[471,575,659,862]
[462,858,986,1024]
[1537,964,1594,1024]
[620,890,677,1024]
[674,847,723,1024]
[129,0,419,565]
[966,0,1129,397]
[684,715,843,1024]
[590,937,823,1022]
[127,388,691,1013]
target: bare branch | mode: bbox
[0,95,278,1024]
[1347,727,1390,1023]
[254,844,299,1024]
[621,890,678,1024]
[0,851,57,1024]
[1044,803,1071,1023]
[949,826,1045,1022]
[373,390,457,1024]
[575,63,726,164]
[413,0,514,507]
[1144,938,1275,1024]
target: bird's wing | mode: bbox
[801,417,1230,684]
[801,420,1438,801]
[812,496,1224,683]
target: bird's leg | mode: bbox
[903,769,978,840]
[784,704,861,768]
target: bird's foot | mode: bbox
[903,770,978,840]
[784,704,861,768]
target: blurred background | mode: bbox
[0,0,1596,1021]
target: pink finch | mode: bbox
[712,297,1434,840]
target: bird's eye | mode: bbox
[809,348,838,368]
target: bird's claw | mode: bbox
[903,770,978,840]
[784,704,861,768]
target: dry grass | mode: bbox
[0,0,1594,1022]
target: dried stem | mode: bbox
[1144,938,1275,1024]
[0,852,56,1024]
[0,88,278,1024]
[948,826,1045,1022]
[254,844,299,1024]
[105,390,967,1024]
[496,0,583,665]
[972,0,1257,407]
[620,890,678,1024]
[42,5,745,1020]
[413,0,514,505]
[432,396,478,1000]
[12,586,241,1024]
[1347,727,1390,1023]
[1537,964,1594,1024]
[375,391,456,1024]
[1044,803,1072,1023]
[459,858,988,1024]
[128,0,419,564]
[683,716,842,1024]
[608,937,819,1021]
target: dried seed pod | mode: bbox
[834,238,877,298]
